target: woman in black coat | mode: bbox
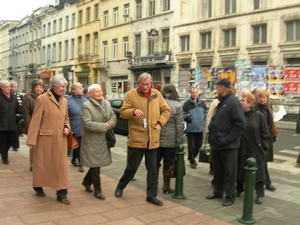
[237,93,270,204]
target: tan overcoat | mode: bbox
[26,90,70,190]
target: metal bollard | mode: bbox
[127,136,136,181]
[172,144,186,199]
[239,157,257,224]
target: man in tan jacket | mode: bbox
[114,73,170,206]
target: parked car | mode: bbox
[108,98,128,136]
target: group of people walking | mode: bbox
[0,73,277,207]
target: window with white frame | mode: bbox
[65,16,69,30]
[47,45,51,65]
[201,32,211,49]
[53,20,57,34]
[224,28,236,47]
[149,0,155,16]
[59,18,62,32]
[94,4,99,20]
[42,46,46,64]
[180,35,190,52]
[71,39,75,59]
[202,0,212,19]
[123,37,129,58]
[86,35,90,55]
[136,0,142,19]
[104,10,108,27]
[254,0,266,9]
[148,38,154,55]
[78,10,83,25]
[113,39,118,59]
[114,7,119,25]
[103,41,108,65]
[52,43,56,62]
[78,37,82,55]
[225,0,236,14]
[162,29,169,53]
[64,40,68,60]
[286,20,300,41]
[58,42,62,61]
[94,33,98,54]
[47,22,51,36]
[163,0,170,11]
[135,34,141,56]
[86,7,91,23]
[42,24,46,37]
[71,13,75,28]
[124,4,130,22]
[253,24,267,44]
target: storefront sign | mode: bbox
[133,54,169,64]
[40,72,51,79]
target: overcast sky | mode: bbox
[0,0,54,21]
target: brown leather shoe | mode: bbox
[57,198,71,205]
[36,192,46,197]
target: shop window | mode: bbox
[111,81,129,95]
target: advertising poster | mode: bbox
[283,82,300,94]
[268,83,284,99]
[268,66,284,82]
[284,67,300,82]
[251,66,267,91]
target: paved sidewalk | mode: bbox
[1,132,300,225]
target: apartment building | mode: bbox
[74,0,101,89]
[40,0,77,90]
[173,0,300,95]
[0,20,20,81]
[99,0,132,98]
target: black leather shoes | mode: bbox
[115,188,123,198]
[57,197,71,205]
[2,160,9,164]
[71,160,79,167]
[95,193,105,200]
[222,199,234,206]
[206,193,222,199]
[146,197,163,206]
[256,197,263,204]
[236,191,243,197]
[266,184,276,191]
[82,182,93,193]
[33,187,46,197]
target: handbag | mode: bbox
[199,134,210,163]
[167,159,176,178]
[67,132,79,150]
[106,129,116,148]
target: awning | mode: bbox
[128,64,174,71]
[40,72,51,79]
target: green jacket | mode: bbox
[120,88,170,149]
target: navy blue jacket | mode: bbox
[182,97,207,133]
[208,92,246,150]
[67,94,88,137]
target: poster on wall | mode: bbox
[284,66,300,82]
[268,66,284,82]
[267,83,284,99]
[283,82,300,94]
[251,66,267,91]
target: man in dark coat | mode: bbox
[0,80,21,164]
[206,79,246,206]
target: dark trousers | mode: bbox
[212,149,238,202]
[236,180,264,198]
[72,137,81,163]
[56,189,68,199]
[12,128,20,149]
[264,163,272,186]
[157,147,176,170]
[117,147,157,198]
[187,132,203,164]
[0,131,14,161]
[83,167,101,195]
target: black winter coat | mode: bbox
[0,90,20,131]
[208,91,246,150]
[237,110,270,182]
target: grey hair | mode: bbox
[88,84,101,94]
[10,81,18,87]
[138,72,152,82]
[161,84,179,100]
[50,74,68,89]
[0,80,10,88]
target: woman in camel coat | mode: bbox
[26,75,71,205]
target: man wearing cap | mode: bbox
[206,78,246,206]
